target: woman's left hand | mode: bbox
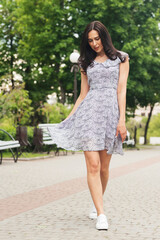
[116,121,127,143]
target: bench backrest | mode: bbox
[38,124,55,141]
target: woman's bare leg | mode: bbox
[84,151,104,216]
[99,150,112,194]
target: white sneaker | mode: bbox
[89,205,97,219]
[96,214,108,230]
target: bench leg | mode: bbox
[0,151,2,164]
[47,145,52,155]
[54,148,59,156]
[10,148,18,163]
[14,148,19,162]
[63,150,67,155]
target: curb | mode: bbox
[3,151,83,161]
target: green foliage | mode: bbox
[0,0,19,89]
[15,0,79,109]
[148,113,160,137]
[0,117,34,147]
[0,117,16,141]
[0,84,34,125]
[37,102,73,123]
[126,113,160,143]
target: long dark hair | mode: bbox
[78,21,127,73]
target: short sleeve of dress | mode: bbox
[118,50,130,61]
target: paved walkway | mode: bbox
[0,148,160,240]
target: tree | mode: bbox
[0,83,34,125]
[0,0,20,89]
[15,0,79,107]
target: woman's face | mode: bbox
[88,30,104,53]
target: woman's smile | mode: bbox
[94,46,99,51]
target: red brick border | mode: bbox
[0,155,160,221]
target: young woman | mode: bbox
[48,21,129,230]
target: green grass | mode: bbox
[2,151,52,159]
[134,144,160,149]
[2,149,79,159]
[123,143,160,151]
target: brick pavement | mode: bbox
[0,148,160,239]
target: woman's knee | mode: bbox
[85,152,100,174]
[89,160,100,174]
[100,166,109,176]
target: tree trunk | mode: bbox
[144,105,154,144]
[134,125,137,146]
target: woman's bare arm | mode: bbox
[66,70,89,119]
[116,55,130,141]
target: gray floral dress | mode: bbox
[48,51,129,155]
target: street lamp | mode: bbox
[70,49,80,103]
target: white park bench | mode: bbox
[0,129,20,164]
[38,124,68,155]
